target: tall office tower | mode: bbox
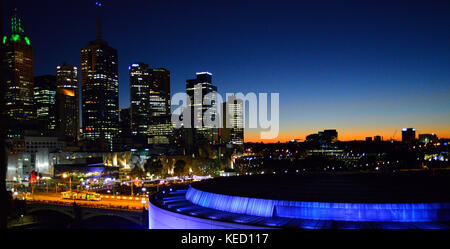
[56,64,79,144]
[148,68,172,145]
[118,108,132,150]
[119,108,131,137]
[34,75,57,135]
[402,128,416,144]
[129,64,172,145]
[129,63,151,138]
[186,72,219,142]
[80,12,119,151]
[2,9,34,138]
[221,97,244,145]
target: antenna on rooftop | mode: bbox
[95,1,102,40]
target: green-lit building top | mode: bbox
[3,9,31,45]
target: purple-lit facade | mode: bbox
[149,186,450,229]
[186,187,450,222]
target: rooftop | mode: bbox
[192,172,450,203]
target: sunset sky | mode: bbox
[5,0,449,142]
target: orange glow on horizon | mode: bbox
[244,129,450,143]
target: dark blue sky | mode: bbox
[3,0,450,141]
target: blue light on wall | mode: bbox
[186,187,450,222]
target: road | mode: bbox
[15,192,149,210]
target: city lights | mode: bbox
[1,1,449,236]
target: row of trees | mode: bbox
[129,159,187,178]
[128,156,230,179]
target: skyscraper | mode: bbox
[34,75,57,135]
[221,97,244,145]
[148,68,172,145]
[56,63,79,144]
[119,108,131,138]
[186,72,219,142]
[118,108,133,150]
[402,128,416,144]
[129,63,151,138]
[2,9,34,138]
[80,12,119,151]
[129,64,172,145]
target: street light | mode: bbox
[141,199,147,210]
[62,173,72,193]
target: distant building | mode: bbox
[118,108,132,150]
[220,97,244,145]
[148,68,172,145]
[56,63,79,144]
[402,128,416,144]
[306,133,319,143]
[365,137,373,142]
[186,72,219,143]
[418,134,438,144]
[129,63,172,145]
[374,135,382,142]
[34,75,57,135]
[306,129,338,147]
[2,10,34,138]
[119,108,131,138]
[321,130,338,144]
[6,136,66,179]
[80,15,119,151]
[24,136,65,176]
[129,63,151,138]
[306,149,344,157]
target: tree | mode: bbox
[206,159,221,176]
[173,160,186,177]
[144,159,163,177]
[130,166,145,178]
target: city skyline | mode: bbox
[2,0,449,233]
[3,0,449,142]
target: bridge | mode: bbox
[22,199,149,228]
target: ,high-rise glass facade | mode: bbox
[129,64,172,145]
[81,36,119,151]
[148,68,172,145]
[34,75,57,135]
[56,64,79,143]
[221,98,244,145]
[2,10,34,138]
[129,63,151,137]
[186,72,219,142]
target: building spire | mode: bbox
[95,1,102,40]
[11,8,24,34]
